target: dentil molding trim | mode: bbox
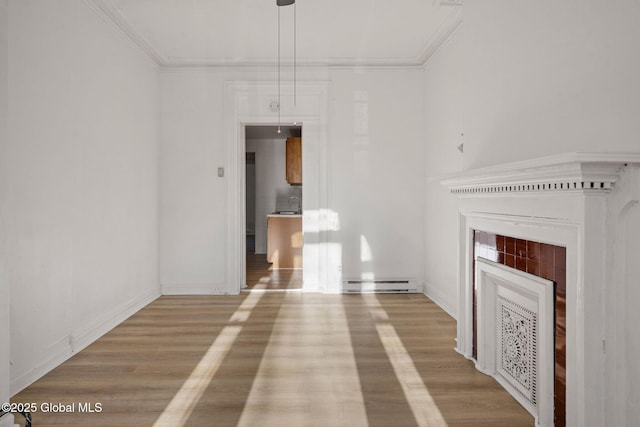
[441,152,640,195]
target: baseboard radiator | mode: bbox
[341,279,417,294]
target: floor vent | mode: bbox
[341,280,417,294]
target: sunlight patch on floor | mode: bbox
[153,284,267,427]
[365,294,447,427]
[236,296,368,426]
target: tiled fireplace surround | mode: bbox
[443,153,640,427]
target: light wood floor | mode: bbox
[246,251,302,291]
[11,267,533,426]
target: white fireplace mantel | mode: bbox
[442,152,640,195]
[442,152,640,427]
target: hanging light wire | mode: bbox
[276,0,296,132]
[277,5,281,134]
[294,1,297,106]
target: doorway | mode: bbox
[244,124,303,291]
[225,81,330,295]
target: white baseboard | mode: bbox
[10,288,159,396]
[161,283,228,295]
[423,282,457,320]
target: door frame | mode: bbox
[224,81,330,294]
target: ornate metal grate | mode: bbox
[497,296,537,406]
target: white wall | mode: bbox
[5,0,160,394]
[160,68,426,292]
[422,27,465,318]
[327,70,425,282]
[246,138,299,255]
[159,70,230,293]
[0,0,11,420]
[462,0,640,169]
[245,162,255,235]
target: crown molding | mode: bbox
[417,7,463,67]
[162,58,429,69]
[87,0,164,66]
[441,152,640,196]
[87,0,463,70]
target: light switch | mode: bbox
[218,167,224,177]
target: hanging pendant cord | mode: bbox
[294,1,297,106]
[277,6,281,133]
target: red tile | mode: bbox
[539,243,556,280]
[526,241,540,260]
[527,259,540,276]
[556,271,567,294]
[516,256,527,272]
[516,239,527,258]
[505,254,515,268]
[505,237,516,255]
[555,246,567,282]
[496,235,505,252]
[554,245,567,427]
[554,377,566,403]
[555,246,566,267]
[555,309,566,336]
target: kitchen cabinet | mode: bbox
[286,137,302,185]
[267,215,302,268]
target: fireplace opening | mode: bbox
[473,231,566,426]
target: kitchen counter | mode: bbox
[267,215,302,269]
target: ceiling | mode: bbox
[92,0,463,68]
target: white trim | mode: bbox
[161,284,228,295]
[419,7,463,67]
[10,289,159,395]
[442,152,640,195]
[224,81,330,295]
[423,282,457,320]
[162,58,432,69]
[84,0,161,68]
[603,165,640,427]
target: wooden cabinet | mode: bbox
[267,215,302,269]
[286,137,302,185]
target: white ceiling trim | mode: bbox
[88,0,462,70]
[415,7,463,66]
[88,0,165,65]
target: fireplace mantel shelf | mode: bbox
[441,152,640,195]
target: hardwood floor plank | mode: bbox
[11,264,533,426]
